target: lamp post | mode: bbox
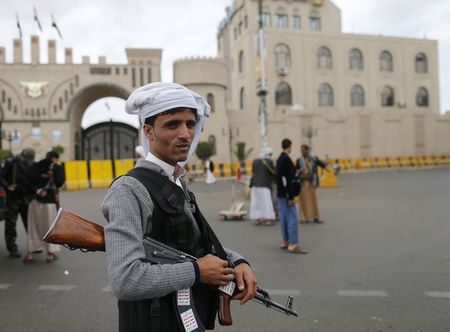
[256,0,269,151]
[302,126,318,148]
[1,129,19,152]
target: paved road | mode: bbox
[1,168,449,332]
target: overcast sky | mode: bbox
[1,0,449,127]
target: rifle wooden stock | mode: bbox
[43,208,105,252]
[218,293,233,325]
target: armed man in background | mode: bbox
[1,148,35,258]
[101,82,256,331]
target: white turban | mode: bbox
[125,82,211,166]
[260,146,273,158]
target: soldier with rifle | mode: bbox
[101,82,257,331]
[1,148,35,258]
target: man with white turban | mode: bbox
[249,147,276,226]
[101,82,256,331]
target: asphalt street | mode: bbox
[0,168,449,332]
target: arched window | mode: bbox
[275,82,292,105]
[415,53,428,73]
[381,86,394,106]
[274,43,291,69]
[239,50,244,73]
[380,50,393,72]
[208,135,217,155]
[350,85,365,106]
[349,48,363,70]
[416,87,429,107]
[318,83,334,106]
[207,93,215,112]
[317,47,332,69]
[240,87,246,110]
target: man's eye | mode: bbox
[187,122,196,129]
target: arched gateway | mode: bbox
[0,35,161,159]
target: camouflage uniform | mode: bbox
[1,149,34,254]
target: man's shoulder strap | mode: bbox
[125,167,185,216]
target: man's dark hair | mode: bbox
[281,138,292,150]
[46,151,59,160]
[144,107,197,126]
[301,144,310,150]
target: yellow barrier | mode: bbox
[319,168,339,187]
[90,160,113,188]
[64,161,89,190]
[115,159,134,177]
[223,163,232,177]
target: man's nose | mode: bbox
[178,124,191,138]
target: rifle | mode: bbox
[44,208,298,327]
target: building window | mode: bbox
[416,87,429,107]
[244,15,248,29]
[239,50,245,73]
[274,43,291,69]
[116,67,120,75]
[64,90,68,102]
[234,27,238,39]
[293,15,301,29]
[207,93,215,112]
[309,17,321,31]
[239,21,243,35]
[59,97,63,110]
[275,82,292,105]
[351,85,365,106]
[123,67,128,75]
[349,48,363,70]
[70,83,74,95]
[7,98,11,110]
[319,83,334,106]
[148,68,152,83]
[132,68,136,87]
[240,87,246,110]
[380,50,393,72]
[75,75,79,87]
[140,67,144,86]
[1,90,5,102]
[262,13,271,27]
[381,86,394,106]
[317,47,332,69]
[415,53,428,73]
[208,135,217,155]
[276,14,289,28]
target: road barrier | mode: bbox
[62,156,449,190]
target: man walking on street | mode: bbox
[276,139,308,254]
[1,148,35,258]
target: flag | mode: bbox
[33,6,43,32]
[16,13,23,39]
[51,13,63,38]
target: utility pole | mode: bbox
[257,0,269,150]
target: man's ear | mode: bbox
[143,124,154,141]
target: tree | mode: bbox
[233,142,253,163]
[0,149,12,163]
[195,141,214,161]
[52,145,65,156]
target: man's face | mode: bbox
[301,146,309,157]
[143,108,196,166]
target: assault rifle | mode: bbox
[43,208,298,328]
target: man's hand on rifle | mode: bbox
[197,254,234,286]
[232,263,257,305]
